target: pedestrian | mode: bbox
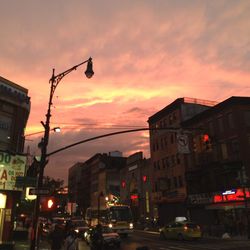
[64,229,79,250]
[49,224,65,250]
[90,224,103,250]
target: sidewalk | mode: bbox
[14,240,50,250]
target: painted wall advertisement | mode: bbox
[0,152,26,191]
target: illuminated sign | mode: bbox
[213,188,250,203]
[0,152,26,191]
[222,189,236,195]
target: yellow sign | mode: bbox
[0,152,26,191]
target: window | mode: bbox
[154,162,157,170]
[157,160,160,170]
[176,153,180,165]
[174,177,178,188]
[162,159,166,169]
[171,155,176,166]
[167,178,171,190]
[218,117,224,133]
[231,139,239,154]
[245,111,250,126]
[221,143,228,159]
[227,113,234,129]
[165,157,169,168]
[164,137,168,148]
[178,176,183,187]
[170,133,174,144]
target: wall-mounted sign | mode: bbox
[0,152,26,191]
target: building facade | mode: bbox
[148,97,216,225]
[68,151,127,214]
[183,96,250,237]
[119,152,152,223]
[0,76,30,243]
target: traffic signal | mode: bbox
[47,198,54,209]
[202,134,212,151]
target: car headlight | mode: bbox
[108,223,113,228]
[75,229,79,233]
[129,223,133,229]
[84,232,87,237]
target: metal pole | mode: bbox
[30,70,55,250]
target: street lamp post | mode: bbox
[30,57,94,250]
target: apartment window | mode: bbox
[208,121,214,136]
[169,115,173,125]
[174,177,178,188]
[154,162,157,170]
[162,159,166,169]
[165,157,170,167]
[167,178,171,190]
[231,139,239,154]
[156,140,159,151]
[164,136,168,148]
[227,113,234,129]
[221,143,228,159]
[157,160,160,170]
[218,117,224,133]
[176,153,180,165]
[160,138,164,150]
[170,133,174,144]
[171,155,176,166]
[244,111,250,126]
[178,176,183,187]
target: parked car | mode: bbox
[71,219,89,238]
[159,221,201,240]
[84,225,121,248]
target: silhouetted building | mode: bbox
[120,152,152,223]
[183,96,250,237]
[148,97,216,225]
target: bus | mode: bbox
[85,205,133,235]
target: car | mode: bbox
[85,225,121,248]
[102,226,121,248]
[84,227,93,245]
[71,219,89,238]
[159,221,201,240]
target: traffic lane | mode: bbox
[78,232,250,250]
[126,231,250,250]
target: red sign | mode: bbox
[213,189,250,203]
[130,194,138,200]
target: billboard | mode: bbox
[0,152,26,191]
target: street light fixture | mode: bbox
[30,57,94,250]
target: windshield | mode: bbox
[109,206,132,221]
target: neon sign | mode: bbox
[213,188,250,203]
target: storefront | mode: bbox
[188,188,250,237]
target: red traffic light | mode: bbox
[203,134,210,142]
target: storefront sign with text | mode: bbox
[0,152,26,191]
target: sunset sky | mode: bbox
[1,0,250,183]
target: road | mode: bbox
[78,230,250,250]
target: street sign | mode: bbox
[15,176,37,188]
[177,134,190,154]
[29,188,50,195]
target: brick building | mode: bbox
[147,97,216,224]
